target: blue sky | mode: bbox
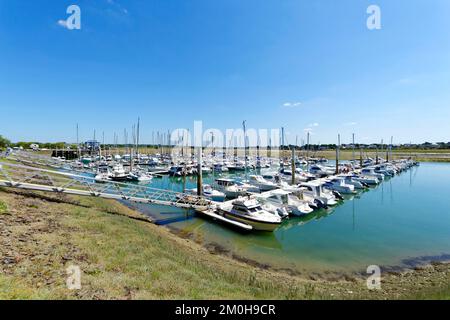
[1,0,449,144]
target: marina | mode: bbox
[128,161,450,273]
[1,0,449,302]
[3,145,447,274]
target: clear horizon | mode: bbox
[1,0,449,145]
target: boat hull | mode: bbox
[110,176,128,182]
[219,210,280,231]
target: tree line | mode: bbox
[0,135,68,150]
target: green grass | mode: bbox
[0,199,7,214]
[60,203,316,299]
[408,284,450,300]
[0,275,53,299]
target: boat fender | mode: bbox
[332,191,344,201]
[313,198,326,209]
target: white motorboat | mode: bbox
[235,180,260,193]
[261,172,282,185]
[299,181,339,206]
[260,201,289,219]
[279,168,314,183]
[256,158,272,169]
[110,163,128,181]
[188,184,226,202]
[340,175,369,189]
[259,189,314,217]
[324,177,356,194]
[362,158,375,167]
[214,178,249,198]
[309,165,334,177]
[127,170,153,182]
[247,175,279,191]
[169,165,196,176]
[213,163,229,173]
[374,164,396,177]
[94,163,111,183]
[201,166,212,174]
[227,163,246,172]
[294,158,308,166]
[350,174,379,186]
[360,168,385,181]
[217,198,282,232]
[148,157,161,167]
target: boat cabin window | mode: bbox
[314,186,321,195]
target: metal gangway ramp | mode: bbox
[0,162,213,211]
[5,150,95,174]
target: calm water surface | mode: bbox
[129,162,450,273]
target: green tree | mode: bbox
[0,135,11,149]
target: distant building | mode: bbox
[84,140,100,151]
[30,143,39,151]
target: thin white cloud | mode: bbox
[343,122,357,126]
[282,101,302,108]
[106,0,129,15]
[57,19,68,29]
[308,122,319,127]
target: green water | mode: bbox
[131,162,450,273]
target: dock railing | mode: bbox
[0,162,213,211]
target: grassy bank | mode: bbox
[0,188,449,299]
[0,199,7,214]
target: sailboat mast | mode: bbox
[243,120,248,181]
[136,117,140,158]
[352,133,355,169]
[336,134,340,174]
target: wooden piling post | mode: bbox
[336,134,340,174]
[197,146,203,196]
[360,147,363,168]
[291,148,296,185]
